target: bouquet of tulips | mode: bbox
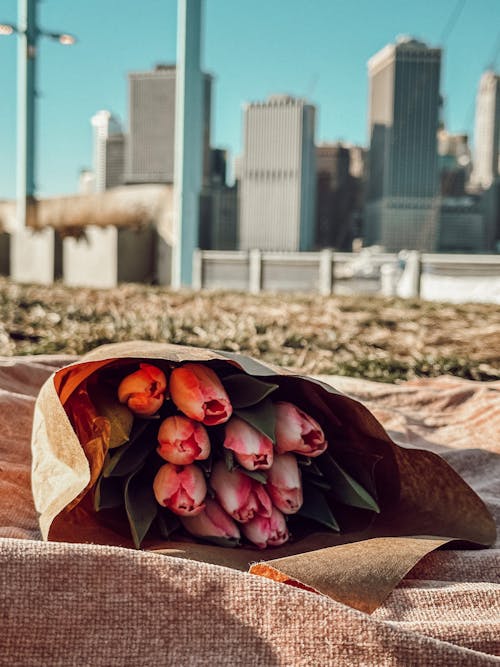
[72,359,379,550]
[31,342,495,612]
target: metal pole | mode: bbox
[16,0,37,229]
[172,0,204,288]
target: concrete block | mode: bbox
[63,226,118,288]
[10,227,57,285]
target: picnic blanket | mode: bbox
[0,355,499,666]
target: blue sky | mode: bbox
[0,0,498,198]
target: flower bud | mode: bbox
[275,402,327,457]
[153,463,206,517]
[223,417,273,471]
[181,498,240,541]
[242,507,289,549]
[170,363,232,426]
[157,415,210,465]
[267,453,303,514]
[210,461,272,523]
[118,363,167,416]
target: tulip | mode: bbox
[118,363,167,416]
[181,498,241,541]
[274,402,327,457]
[223,417,274,471]
[169,363,232,426]
[210,461,272,523]
[157,415,210,465]
[153,463,206,517]
[267,453,303,514]
[242,507,289,549]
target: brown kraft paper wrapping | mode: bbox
[31,341,496,613]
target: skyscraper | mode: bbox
[471,70,500,189]
[125,64,211,185]
[365,37,442,251]
[239,95,316,251]
[90,110,124,192]
[316,143,362,250]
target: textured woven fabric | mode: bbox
[0,357,499,666]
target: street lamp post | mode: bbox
[0,0,76,229]
[172,0,204,288]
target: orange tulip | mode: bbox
[157,415,210,465]
[275,402,328,457]
[223,416,274,471]
[241,506,289,549]
[153,463,206,517]
[118,363,167,416]
[169,363,232,426]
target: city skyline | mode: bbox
[0,0,499,199]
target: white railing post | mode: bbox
[249,248,262,294]
[318,248,334,295]
[192,247,203,290]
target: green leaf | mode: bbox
[301,472,332,491]
[103,420,156,478]
[93,473,124,511]
[235,397,276,442]
[124,468,158,549]
[317,453,380,513]
[298,483,340,532]
[90,383,134,449]
[222,374,278,409]
[156,510,181,540]
[301,460,332,491]
[239,468,268,484]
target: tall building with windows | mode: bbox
[90,110,124,192]
[125,64,211,185]
[365,37,442,250]
[471,70,500,189]
[239,95,316,251]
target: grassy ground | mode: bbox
[0,277,498,382]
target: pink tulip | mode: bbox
[169,363,232,426]
[210,461,272,523]
[275,402,327,457]
[118,363,167,416]
[242,507,289,549]
[181,498,241,541]
[223,417,274,471]
[267,453,303,514]
[153,463,206,517]
[157,415,210,465]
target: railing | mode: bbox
[194,249,500,301]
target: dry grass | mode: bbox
[0,277,499,382]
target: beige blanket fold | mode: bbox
[0,354,499,666]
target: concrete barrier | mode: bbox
[10,227,62,285]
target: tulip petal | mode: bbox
[181,499,241,540]
[242,507,289,549]
[117,364,167,416]
[170,364,232,425]
[275,402,327,456]
[157,415,210,465]
[153,463,206,517]
[224,417,274,470]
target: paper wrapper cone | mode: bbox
[31,341,496,613]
